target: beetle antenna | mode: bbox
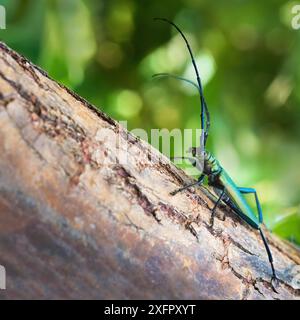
[154,17,209,148]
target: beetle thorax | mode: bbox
[204,151,222,176]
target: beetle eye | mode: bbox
[186,147,194,156]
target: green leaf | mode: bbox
[271,207,300,245]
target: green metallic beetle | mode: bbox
[153,18,278,291]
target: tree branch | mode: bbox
[0,42,299,299]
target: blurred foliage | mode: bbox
[1,0,300,245]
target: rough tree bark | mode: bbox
[0,42,299,300]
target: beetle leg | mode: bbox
[259,228,279,293]
[210,188,225,227]
[238,187,263,224]
[170,174,205,196]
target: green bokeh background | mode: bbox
[1,0,299,245]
